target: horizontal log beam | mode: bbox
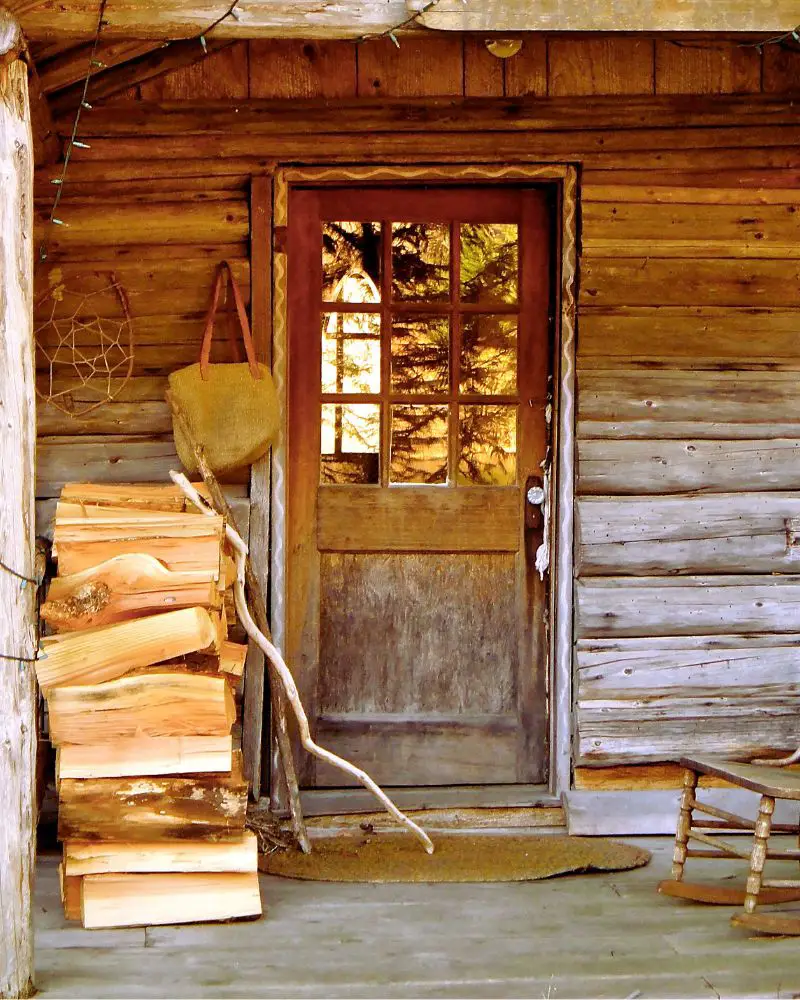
[13,1,800,40]
[54,94,800,137]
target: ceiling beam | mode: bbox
[50,37,233,117]
[8,0,800,42]
[418,0,800,33]
[38,40,165,94]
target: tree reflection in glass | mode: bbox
[392,223,449,300]
[321,402,380,484]
[460,315,517,395]
[391,315,449,394]
[322,222,382,302]
[322,313,381,395]
[460,223,518,304]
[458,405,517,485]
[390,404,449,484]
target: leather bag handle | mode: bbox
[199,261,261,381]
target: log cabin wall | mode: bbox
[34,34,800,794]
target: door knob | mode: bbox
[525,475,545,533]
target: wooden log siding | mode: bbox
[30,37,800,781]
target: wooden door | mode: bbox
[286,185,552,791]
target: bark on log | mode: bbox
[0,12,37,996]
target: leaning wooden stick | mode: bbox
[172,471,435,855]
[166,390,311,855]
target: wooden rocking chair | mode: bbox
[658,753,800,935]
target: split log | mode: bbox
[57,735,233,779]
[80,871,261,929]
[53,503,224,576]
[0,15,36,997]
[41,553,220,631]
[59,482,205,512]
[63,831,257,875]
[59,866,81,922]
[58,753,248,842]
[48,672,236,746]
[219,640,247,678]
[174,471,435,855]
[36,605,219,692]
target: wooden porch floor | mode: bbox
[34,837,800,999]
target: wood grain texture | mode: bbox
[581,258,800,307]
[578,437,800,495]
[58,753,248,843]
[763,45,800,92]
[578,307,800,365]
[33,200,249,250]
[80,871,261,928]
[314,715,519,787]
[317,487,520,552]
[0,50,36,1000]
[138,44,249,100]
[654,39,762,94]
[36,436,183,499]
[576,576,800,638]
[548,38,654,96]
[63,831,257,875]
[41,554,219,631]
[577,492,800,575]
[582,201,800,259]
[25,1,800,39]
[463,37,503,98]
[575,635,800,763]
[249,39,356,98]
[57,736,233,778]
[37,606,219,693]
[502,37,547,97]
[319,553,518,715]
[578,369,800,439]
[47,672,236,745]
[356,37,464,97]
[38,39,162,94]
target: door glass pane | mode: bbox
[460,315,517,395]
[322,312,381,394]
[321,403,380,484]
[460,223,518,304]
[323,222,382,303]
[390,404,449,484]
[392,222,450,301]
[458,404,517,485]
[391,315,449,394]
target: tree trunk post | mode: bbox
[0,7,38,998]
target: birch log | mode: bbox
[0,10,37,998]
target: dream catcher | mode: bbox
[35,272,134,416]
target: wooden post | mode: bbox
[0,8,38,999]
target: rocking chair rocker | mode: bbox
[659,752,800,935]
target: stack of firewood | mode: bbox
[35,483,262,930]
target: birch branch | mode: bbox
[170,470,435,855]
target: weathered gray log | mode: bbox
[0,10,37,997]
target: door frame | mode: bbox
[267,163,578,812]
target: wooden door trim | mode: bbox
[269,163,578,812]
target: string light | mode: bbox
[357,0,445,46]
[46,0,108,235]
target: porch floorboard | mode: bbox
[34,838,800,998]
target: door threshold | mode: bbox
[293,784,560,817]
[281,802,566,839]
